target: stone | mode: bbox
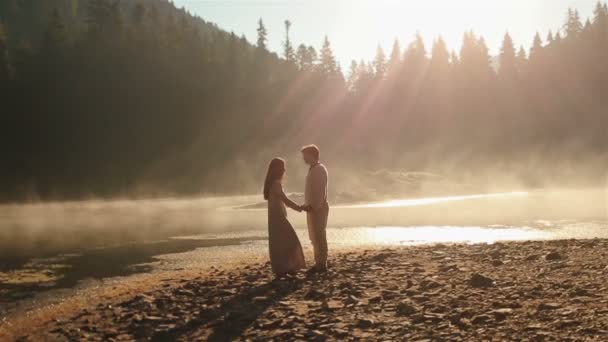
[538,303,561,311]
[439,264,458,272]
[356,318,374,329]
[368,295,382,303]
[396,302,417,316]
[305,289,324,300]
[470,273,494,288]
[420,279,442,290]
[471,314,492,325]
[492,308,513,321]
[325,300,343,310]
[545,251,563,261]
[526,254,540,261]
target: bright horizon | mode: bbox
[174,0,597,67]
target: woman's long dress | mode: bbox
[267,181,306,274]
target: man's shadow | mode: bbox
[151,277,303,341]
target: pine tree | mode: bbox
[42,9,67,54]
[296,44,308,70]
[354,59,373,93]
[307,46,318,65]
[319,35,337,76]
[131,3,145,27]
[564,8,583,39]
[450,51,459,65]
[584,18,593,33]
[430,36,449,72]
[0,22,8,82]
[546,30,554,45]
[404,32,427,63]
[459,31,477,66]
[460,31,494,83]
[516,45,527,74]
[373,45,386,78]
[86,0,122,39]
[256,18,267,51]
[530,32,543,61]
[283,20,294,62]
[347,60,359,91]
[402,32,427,81]
[387,38,401,76]
[593,1,608,25]
[593,1,608,44]
[554,31,563,43]
[477,36,494,78]
[499,32,517,78]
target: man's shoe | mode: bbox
[306,265,327,275]
[305,267,319,275]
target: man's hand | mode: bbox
[301,204,313,212]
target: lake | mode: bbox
[0,188,606,315]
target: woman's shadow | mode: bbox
[151,277,303,341]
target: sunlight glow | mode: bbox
[335,0,521,58]
[344,192,529,209]
[357,225,550,245]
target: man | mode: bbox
[301,144,329,272]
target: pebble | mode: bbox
[470,273,495,288]
[545,251,563,261]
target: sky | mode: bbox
[173,0,598,67]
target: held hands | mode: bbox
[299,204,313,212]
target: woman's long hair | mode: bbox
[263,158,286,200]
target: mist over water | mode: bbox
[0,186,606,314]
[1,188,606,265]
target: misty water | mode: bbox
[1,188,607,313]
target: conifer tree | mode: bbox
[347,59,359,91]
[307,46,318,65]
[283,20,294,62]
[296,43,309,70]
[42,9,67,54]
[256,18,267,51]
[387,38,401,76]
[319,35,337,76]
[0,22,9,82]
[593,2,608,44]
[430,36,450,73]
[404,33,427,64]
[546,30,554,44]
[373,45,386,78]
[516,45,527,74]
[402,32,428,84]
[499,32,517,78]
[564,8,583,39]
[529,32,543,61]
[450,51,459,65]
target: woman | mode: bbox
[263,158,306,278]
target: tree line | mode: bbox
[0,0,607,200]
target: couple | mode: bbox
[263,144,329,279]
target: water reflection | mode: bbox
[342,192,529,208]
[350,226,548,245]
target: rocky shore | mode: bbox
[7,239,608,341]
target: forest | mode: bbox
[1,0,607,200]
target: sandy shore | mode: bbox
[4,239,608,341]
